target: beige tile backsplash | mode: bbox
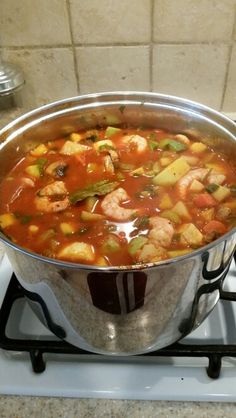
[0,0,235,113]
[153,44,229,109]
[76,46,150,93]
[70,0,151,44]
[153,0,235,42]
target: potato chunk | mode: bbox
[0,213,16,229]
[180,223,203,246]
[153,157,190,186]
[58,242,95,262]
[60,141,90,155]
[212,185,230,202]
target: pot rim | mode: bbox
[0,91,236,272]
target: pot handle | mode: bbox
[220,252,236,302]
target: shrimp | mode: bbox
[148,216,174,248]
[136,243,168,263]
[135,216,173,263]
[123,134,147,153]
[176,168,209,199]
[21,177,35,188]
[103,155,115,174]
[35,181,69,213]
[207,171,226,185]
[175,134,190,145]
[101,187,137,221]
[38,181,67,197]
[35,196,70,213]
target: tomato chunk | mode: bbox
[203,220,227,235]
[193,193,217,208]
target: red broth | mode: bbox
[0,127,236,266]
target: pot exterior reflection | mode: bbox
[5,233,235,355]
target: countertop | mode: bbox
[0,103,236,418]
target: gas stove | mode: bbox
[1,253,236,402]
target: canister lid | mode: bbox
[0,61,24,96]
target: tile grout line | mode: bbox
[149,0,154,92]
[220,4,236,111]
[66,0,80,94]
[1,40,234,50]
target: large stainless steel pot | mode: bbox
[0,92,236,355]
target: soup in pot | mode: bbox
[0,126,236,266]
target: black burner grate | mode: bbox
[1,272,236,378]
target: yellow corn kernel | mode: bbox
[159,193,173,210]
[70,132,82,142]
[60,222,76,235]
[160,157,172,167]
[190,142,207,153]
[30,143,48,156]
[29,225,39,233]
[0,213,16,229]
[96,256,108,266]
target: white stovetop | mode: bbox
[0,253,236,402]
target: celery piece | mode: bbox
[85,196,99,212]
[148,140,159,151]
[161,210,181,224]
[70,180,119,204]
[105,126,121,138]
[35,158,48,175]
[205,183,219,194]
[102,235,121,253]
[128,236,148,256]
[81,211,104,221]
[25,164,41,178]
[159,138,187,152]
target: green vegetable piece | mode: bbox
[25,164,41,178]
[36,157,47,170]
[205,183,219,194]
[148,140,159,151]
[85,196,99,212]
[81,211,104,221]
[134,215,150,229]
[105,126,121,138]
[98,144,115,152]
[70,180,119,204]
[128,236,148,256]
[159,138,187,152]
[161,210,181,224]
[102,235,121,253]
